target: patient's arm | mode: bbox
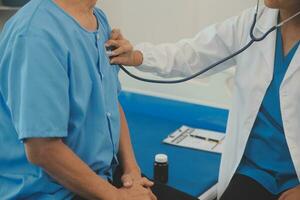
[118,103,154,188]
[24,138,118,200]
[25,137,156,200]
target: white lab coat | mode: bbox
[135,6,300,198]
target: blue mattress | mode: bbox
[119,92,229,197]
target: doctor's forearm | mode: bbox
[24,138,118,200]
[118,104,140,173]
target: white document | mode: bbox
[163,126,225,154]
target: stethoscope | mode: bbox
[116,0,300,84]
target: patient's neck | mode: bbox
[53,0,98,31]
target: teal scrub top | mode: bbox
[238,28,300,194]
[0,0,121,199]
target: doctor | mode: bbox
[106,0,300,200]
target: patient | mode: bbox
[0,0,197,200]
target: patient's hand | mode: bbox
[106,29,143,66]
[117,183,157,200]
[279,185,300,200]
[121,170,154,188]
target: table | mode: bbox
[119,92,229,197]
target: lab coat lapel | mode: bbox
[281,47,300,180]
[284,48,300,81]
[255,8,300,82]
[254,8,278,76]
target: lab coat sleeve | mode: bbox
[4,35,70,140]
[135,8,253,78]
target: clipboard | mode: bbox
[163,126,225,154]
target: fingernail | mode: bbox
[106,51,113,57]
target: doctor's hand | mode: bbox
[106,29,143,66]
[279,185,300,200]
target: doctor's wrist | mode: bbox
[132,50,143,67]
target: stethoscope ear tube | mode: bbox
[249,8,277,42]
[250,25,277,42]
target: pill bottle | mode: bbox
[154,154,168,184]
